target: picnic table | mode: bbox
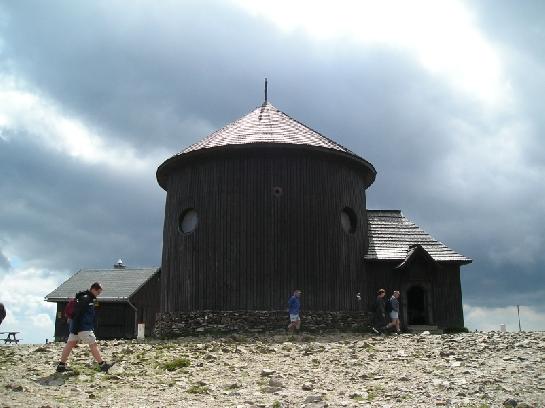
[0,331,21,344]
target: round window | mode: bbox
[341,207,357,234]
[178,209,198,234]
[272,186,283,197]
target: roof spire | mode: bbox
[264,77,268,103]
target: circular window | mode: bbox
[178,209,198,234]
[341,207,357,234]
[272,186,283,197]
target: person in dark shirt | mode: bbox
[56,282,113,373]
[287,289,302,333]
[372,289,387,333]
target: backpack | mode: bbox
[385,298,393,314]
[64,298,77,319]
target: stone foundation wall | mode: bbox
[154,310,373,338]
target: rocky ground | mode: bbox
[1,331,544,407]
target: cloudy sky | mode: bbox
[1,0,544,343]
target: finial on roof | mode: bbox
[264,77,268,103]
[114,259,126,269]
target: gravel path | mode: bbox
[1,331,544,407]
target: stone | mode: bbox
[304,395,324,403]
[268,378,284,388]
[261,368,275,377]
[261,386,282,393]
[503,398,518,407]
[302,382,314,390]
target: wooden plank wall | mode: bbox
[160,148,369,312]
[364,260,464,328]
[94,303,134,339]
[54,302,136,340]
[131,271,161,336]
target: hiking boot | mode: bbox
[99,362,114,372]
[56,364,70,373]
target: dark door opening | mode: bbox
[407,286,428,325]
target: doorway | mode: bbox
[407,285,429,325]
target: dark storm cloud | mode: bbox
[0,0,315,153]
[0,0,544,322]
[0,131,163,271]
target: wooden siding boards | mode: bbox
[130,271,161,337]
[160,149,369,313]
[364,255,465,329]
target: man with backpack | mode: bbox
[56,282,113,373]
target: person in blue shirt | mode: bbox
[287,289,302,333]
[56,282,113,373]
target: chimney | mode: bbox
[113,259,126,269]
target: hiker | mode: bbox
[287,289,302,333]
[0,302,6,326]
[56,282,113,373]
[372,289,387,333]
[385,290,401,334]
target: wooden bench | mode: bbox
[0,331,21,344]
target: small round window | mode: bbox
[341,207,357,234]
[178,208,198,234]
[272,186,283,197]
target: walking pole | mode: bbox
[517,305,521,332]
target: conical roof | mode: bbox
[183,102,355,155]
[157,102,375,189]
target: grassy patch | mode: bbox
[162,357,191,371]
[186,385,209,394]
[272,401,282,408]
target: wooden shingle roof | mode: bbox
[366,210,472,264]
[44,268,160,302]
[182,102,355,154]
[157,102,376,189]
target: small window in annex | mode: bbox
[341,207,357,234]
[178,208,198,234]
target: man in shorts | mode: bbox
[386,290,401,333]
[287,289,302,333]
[56,282,113,372]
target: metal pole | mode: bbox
[517,305,521,332]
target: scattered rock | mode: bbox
[268,378,284,388]
[302,382,313,390]
[261,368,275,377]
[304,395,324,403]
[5,383,25,392]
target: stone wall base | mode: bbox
[154,310,373,338]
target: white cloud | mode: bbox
[0,266,61,343]
[464,304,545,332]
[234,0,509,106]
[0,75,160,174]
